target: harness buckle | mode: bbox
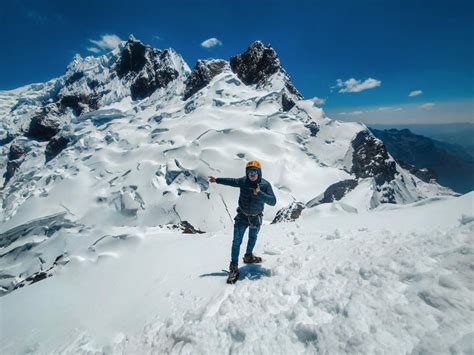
[237,206,262,217]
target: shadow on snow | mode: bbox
[199,264,272,281]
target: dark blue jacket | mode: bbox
[216,176,277,216]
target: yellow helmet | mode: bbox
[246,160,261,169]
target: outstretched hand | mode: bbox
[208,176,217,183]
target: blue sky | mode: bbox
[1,0,473,124]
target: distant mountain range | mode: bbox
[370,123,474,159]
[369,127,474,193]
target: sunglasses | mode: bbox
[247,168,258,176]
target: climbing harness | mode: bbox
[237,206,263,229]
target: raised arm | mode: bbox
[209,176,244,188]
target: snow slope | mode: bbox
[0,37,470,354]
[0,60,454,296]
[1,192,472,354]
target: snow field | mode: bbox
[1,193,472,354]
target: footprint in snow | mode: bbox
[263,249,281,255]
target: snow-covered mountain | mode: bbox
[370,127,474,193]
[1,36,471,354]
[0,36,456,296]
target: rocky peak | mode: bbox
[115,36,150,77]
[183,59,229,100]
[351,130,397,186]
[230,41,281,87]
[230,41,303,111]
[113,37,186,100]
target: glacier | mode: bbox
[0,36,472,354]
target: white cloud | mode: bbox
[338,110,365,116]
[376,106,403,112]
[335,77,381,93]
[88,34,123,53]
[310,97,326,106]
[153,35,162,40]
[201,37,222,48]
[86,47,101,54]
[331,99,473,124]
[338,106,402,117]
[419,102,435,109]
[409,90,423,97]
[343,110,365,116]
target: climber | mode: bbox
[209,160,277,283]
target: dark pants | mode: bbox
[231,215,261,263]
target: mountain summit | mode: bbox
[0,36,455,295]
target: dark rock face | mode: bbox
[58,94,98,116]
[305,121,320,137]
[271,202,305,223]
[376,185,396,204]
[26,112,61,141]
[45,136,71,163]
[65,71,84,85]
[183,60,228,100]
[179,221,205,234]
[163,221,204,234]
[2,140,30,185]
[396,159,437,183]
[281,92,296,111]
[4,160,22,186]
[8,141,25,160]
[230,41,303,111]
[115,37,179,100]
[230,41,281,87]
[130,60,178,100]
[351,130,397,185]
[307,179,359,207]
[322,179,358,202]
[116,38,148,77]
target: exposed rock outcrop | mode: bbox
[304,121,320,137]
[115,36,180,100]
[281,92,296,111]
[58,94,99,116]
[176,221,205,234]
[306,179,359,207]
[3,139,34,185]
[230,41,281,87]
[271,201,305,223]
[183,59,228,100]
[45,135,71,163]
[396,159,437,183]
[351,130,397,185]
[230,41,303,100]
[26,107,61,141]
